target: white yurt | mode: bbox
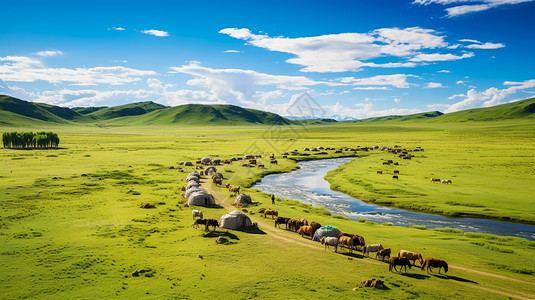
[211,158,221,165]
[229,157,237,161]
[312,225,341,242]
[186,174,199,183]
[189,171,200,177]
[187,190,215,206]
[233,194,252,205]
[204,166,217,175]
[186,181,200,190]
[184,186,203,199]
[183,161,193,166]
[201,157,211,164]
[219,210,252,230]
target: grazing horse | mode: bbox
[193,218,207,229]
[264,209,278,219]
[393,170,400,174]
[338,236,354,253]
[192,209,203,220]
[298,218,309,226]
[297,226,314,238]
[421,258,448,274]
[392,175,399,179]
[310,222,322,234]
[287,219,298,231]
[270,159,278,164]
[205,219,219,232]
[430,178,441,183]
[213,177,222,186]
[398,250,424,266]
[389,257,412,273]
[376,170,383,174]
[441,179,452,184]
[338,233,365,250]
[274,217,290,229]
[376,248,391,262]
[320,237,339,252]
[363,244,384,257]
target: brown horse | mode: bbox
[421,258,448,274]
[298,218,309,226]
[205,219,219,232]
[287,219,298,231]
[264,209,278,219]
[338,236,354,253]
[310,222,322,234]
[274,217,290,229]
[389,257,412,273]
[297,225,313,238]
[376,248,391,262]
[398,250,424,266]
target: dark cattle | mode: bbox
[389,257,412,273]
[275,217,290,229]
[205,219,219,232]
[287,219,298,231]
[430,178,441,183]
[249,159,257,165]
[377,170,383,174]
[258,164,265,168]
[270,159,278,164]
[298,218,309,226]
[193,218,207,229]
[393,170,400,174]
[392,175,398,179]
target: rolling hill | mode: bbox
[1,94,534,127]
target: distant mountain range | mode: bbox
[0,94,534,127]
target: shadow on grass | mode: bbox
[202,231,240,240]
[433,274,478,284]
[399,273,430,280]
[339,251,365,259]
[244,226,266,235]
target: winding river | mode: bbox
[252,157,535,241]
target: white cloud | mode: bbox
[413,0,533,17]
[465,42,505,49]
[448,93,465,99]
[394,98,401,103]
[438,70,451,73]
[459,39,481,44]
[444,79,535,112]
[0,55,156,85]
[425,82,444,88]
[36,50,63,57]
[224,50,241,53]
[141,29,169,37]
[353,87,389,90]
[112,27,125,31]
[335,74,414,88]
[410,52,474,62]
[220,27,462,73]
[456,80,466,85]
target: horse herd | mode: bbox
[265,211,449,275]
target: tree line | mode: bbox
[2,131,60,149]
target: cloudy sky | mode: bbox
[1,0,534,119]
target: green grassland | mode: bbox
[1,120,535,299]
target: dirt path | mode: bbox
[202,181,535,300]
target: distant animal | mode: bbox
[377,170,383,174]
[392,175,398,179]
[192,209,203,220]
[258,164,265,168]
[270,159,278,164]
[310,222,322,234]
[421,258,448,274]
[258,208,266,214]
[249,159,257,165]
[193,218,207,229]
[363,244,384,257]
[338,236,354,253]
[389,257,412,273]
[264,209,278,219]
[441,179,452,184]
[430,178,441,183]
[393,162,399,165]
[320,237,339,252]
[383,162,390,165]
[376,248,391,262]
[298,218,309,226]
[398,250,424,266]
[181,186,186,191]
[338,233,365,249]
[297,225,314,238]
[274,217,290,229]
[205,219,219,232]
[393,170,400,174]
[296,219,306,229]
[213,177,222,185]
[229,186,241,194]
[287,219,298,231]
[140,203,155,209]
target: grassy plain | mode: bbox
[1,121,535,299]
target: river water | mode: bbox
[252,157,535,240]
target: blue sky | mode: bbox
[1,0,534,119]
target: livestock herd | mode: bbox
[183,147,450,276]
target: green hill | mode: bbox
[432,97,535,122]
[86,101,167,120]
[72,106,106,115]
[104,103,294,126]
[0,95,77,125]
[354,111,443,123]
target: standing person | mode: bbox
[271,194,275,205]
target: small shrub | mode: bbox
[382,222,393,226]
[333,214,348,220]
[358,218,366,223]
[411,225,426,230]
